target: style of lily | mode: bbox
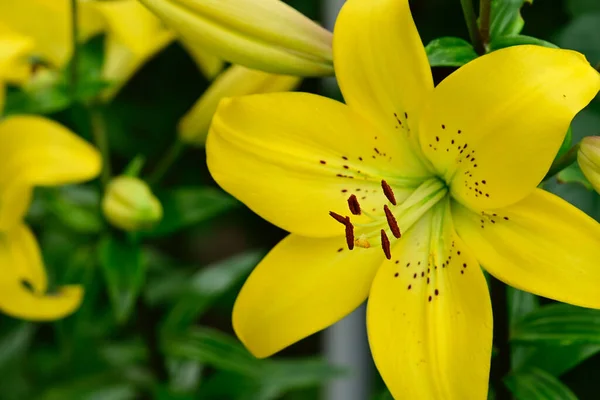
[206,0,600,398]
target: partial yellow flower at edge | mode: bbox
[179,39,223,80]
[206,0,600,398]
[0,26,35,85]
[89,0,175,100]
[0,0,103,68]
[0,115,100,320]
[179,65,301,146]
[578,136,600,193]
[138,0,333,76]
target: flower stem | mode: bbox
[89,107,112,187]
[70,0,79,99]
[490,276,511,399]
[148,140,186,185]
[479,0,492,46]
[460,0,486,55]
[544,143,580,180]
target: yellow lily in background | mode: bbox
[0,29,34,111]
[0,116,101,320]
[138,0,334,76]
[178,65,300,146]
[578,136,600,194]
[206,0,600,398]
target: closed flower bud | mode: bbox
[578,136,600,194]
[178,65,300,146]
[138,0,333,76]
[102,176,163,231]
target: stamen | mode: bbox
[380,229,391,259]
[381,180,397,205]
[354,236,371,248]
[345,221,355,250]
[329,211,348,225]
[383,205,401,238]
[347,194,361,215]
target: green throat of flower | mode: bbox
[329,177,448,260]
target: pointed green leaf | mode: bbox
[489,35,558,51]
[505,367,577,400]
[98,235,145,323]
[425,37,478,67]
[490,0,532,39]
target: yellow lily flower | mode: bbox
[0,116,101,320]
[206,0,600,398]
[138,0,333,76]
[178,65,300,146]
[578,136,600,193]
[0,0,103,68]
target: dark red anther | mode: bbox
[345,222,355,250]
[347,194,361,215]
[381,180,397,205]
[383,205,401,238]
[329,211,348,225]
[380,229,391,260]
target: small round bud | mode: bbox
[578,136,600,194]
[102,176,162,231]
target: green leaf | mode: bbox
[507,287,540,369]
[490,0,532,39]
[521,343,600,377]
[163,328,343,395]
[98,235,145,323]
[162,251,263,332]
[44,185,104,234]
[505,367,578,400]
[425,37,478,67]
[489,35,558,51]
[511,303,600,345]
[557,163,593,190]
[144,187,238,237]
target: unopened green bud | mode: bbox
[578,136,600,194]
[102,176,163,231]
[138,0,333,76]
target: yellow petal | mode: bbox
[179,40,224,79]
[453,188,600,309]
[91,0,175,99]
[233,234,383,358]
[207,92,422,237]
[179,65,300,146]
[419,46,600,210]
[138,0,333,76]
[333,0,434,175]
[578,136,600,194]
[0,0,103,68]
[0,27,34,84]
[0,223,83,320]
[0,116,101,230]
[368,200,492,399]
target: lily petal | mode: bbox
[138,0,333,76]
[0,26,34,85]
[233,234,383,358]
[333,0,434,174]
[0,223,83,320]
[179,65,300,146]
[91,0,175,99]
[207,92,420,237]
[419,45,600,210]
[368,201,492,399]
[453,189,600,309]
[0,0,103,67]
[0,116,101,230]
[179,40,224,79]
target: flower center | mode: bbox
[329,177,448,260]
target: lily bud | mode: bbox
[578,136,600,193]
[138,0,333,76]
[102,176,163,231]
[178,65,300,146]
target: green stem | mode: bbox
[70,0,79,99]
[543,143,580,181]
[479,0,492,46]
[90,108,111,187]
[148,140,185,185]
[460,0,486,55]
